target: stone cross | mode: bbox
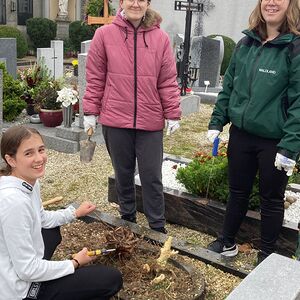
[37,40,64,79]
[193,0,215,36]
[87,0,115,25]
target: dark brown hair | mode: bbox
[249,0,300,40]
[0,126,43,176]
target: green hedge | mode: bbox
[0,62,26,121]
[69,21,99,52]
[26,18,57,49]
[0,25,28,58]
[207,34,236,75]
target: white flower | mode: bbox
[56,87,79,107]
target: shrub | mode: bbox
[69,21,99,52]
[207,34,236,75]
[0,25,28,58]
[26,18,57,49]
[176,149,260,210]
[85,0,113,16]
[0,62,26,121]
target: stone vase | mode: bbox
[62,105,73,128]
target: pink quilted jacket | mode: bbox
[83,9,181,131]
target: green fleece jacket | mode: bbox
[209,30,300,160]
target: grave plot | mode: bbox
[107,154,298,257]
[54,217,205,300]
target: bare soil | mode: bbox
[54,220,205,300]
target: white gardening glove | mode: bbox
[207,129,220,143]
[274,153,296,176]
[83,115,97,133]
[166,120,180,136]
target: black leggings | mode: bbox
[222,126,288,254]
[23,227,123,300]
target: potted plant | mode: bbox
[35,80,64,127]
[72,59,78,76]
[18,64,50,116]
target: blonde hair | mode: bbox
[249,0,300,40]
[0,126,43,176]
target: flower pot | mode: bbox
[73,66,78,76]
[39,109,63,127]
[62,105,73,128]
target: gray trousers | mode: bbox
[102,125,165,228]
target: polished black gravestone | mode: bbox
[107,156,298,257]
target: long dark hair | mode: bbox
[0,126,43,176]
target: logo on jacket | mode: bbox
[259,68,277,75]
[22,181,33,191]
[26,282,41,299]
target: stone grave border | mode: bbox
[71,203,249,279]
[107,154,298,257]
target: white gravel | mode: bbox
[284,190,300,224]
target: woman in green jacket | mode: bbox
[207,0,300,264]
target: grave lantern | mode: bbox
[175,0,203,96]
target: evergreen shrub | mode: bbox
[207,34,236,75]
[26,18,57,49]
[0,25,28,58]
[69,21,99,52]
[0,63,26,121]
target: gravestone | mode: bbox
[78,53,87,129]
[0,38,17,79]
[50,40,64,79]
[226,253,300,299]
[37,41,64,79]
[190,36,223,88]
[37,48,55,77]
[81,40,91,54]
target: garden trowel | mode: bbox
[206,137,220,199]
[80,127,96,163]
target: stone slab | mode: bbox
[81,40,91,54]
[0,38,17,78]
[180,95,200,116]
[196,92,218,104]
[55,125,86,141]
[227,253,300,300]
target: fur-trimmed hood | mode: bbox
[114,7,162,30]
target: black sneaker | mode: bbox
[151,227,168,234]
[121,214,137,223]
[256,251,269,265]
[207,238,238,257]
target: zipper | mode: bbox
[241,44,263,129]
[133,28,137,128]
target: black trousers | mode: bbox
[102,125,165,228]
[222,125,288,254]
[23,228,123,300]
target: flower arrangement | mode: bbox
[56,87,79,107]
[72,59,78,67]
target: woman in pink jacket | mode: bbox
[83,0,181,233]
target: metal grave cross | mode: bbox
[175,0,203,96]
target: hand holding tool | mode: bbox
[72,248,116,258]
[80,127,96,163]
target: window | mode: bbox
[17,0,33,25]
[0,0,6,24]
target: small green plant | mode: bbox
[85,0,113,17]
[176,147,260,210]
[0,63,26,121]
[207,34,236,75]
[26,18,57,49]
[0,25,28,58]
